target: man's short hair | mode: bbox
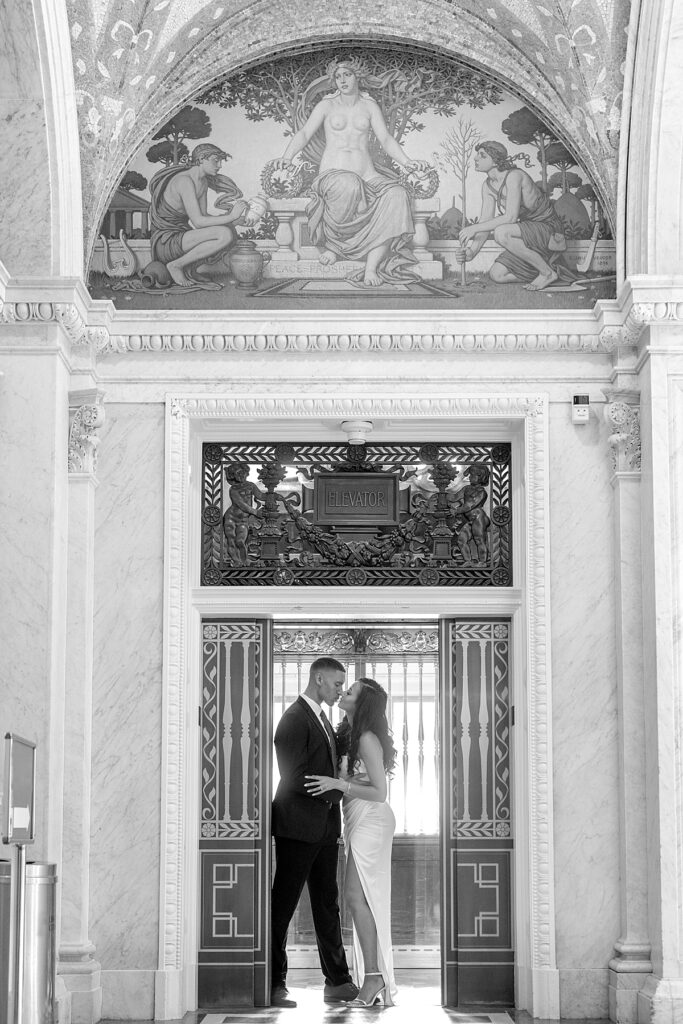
[191,143,229,165]
[310,657,345,679]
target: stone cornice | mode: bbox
[2,276,683,356]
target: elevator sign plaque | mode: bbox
[315,473,399,527]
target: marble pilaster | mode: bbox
[636,335,683,1024]
[90,403,165,1012]
[57,389,105,1023]
[603,388,652,1023]
[0,327,70,860]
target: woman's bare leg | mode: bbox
[345,851,385,1002]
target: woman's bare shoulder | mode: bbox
[358,730,382,754]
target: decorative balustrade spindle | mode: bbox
[461,640,472,821]
[479,639,490,820]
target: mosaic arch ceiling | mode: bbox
[71,0,631,312]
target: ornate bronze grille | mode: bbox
[201,441,512,586]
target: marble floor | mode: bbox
[99,971,610,1024]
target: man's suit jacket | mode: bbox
[272,696,343,843]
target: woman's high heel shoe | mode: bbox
[349,972,386,1007]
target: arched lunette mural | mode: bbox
[88,44,616,310]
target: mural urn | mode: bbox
[229,239,271,288]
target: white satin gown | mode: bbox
[341,755,398,1005]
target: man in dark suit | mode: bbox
[270,657,358,1009]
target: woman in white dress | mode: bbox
[305,677,398,1006]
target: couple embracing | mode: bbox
[271,657,398,1009]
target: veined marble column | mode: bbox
[58,389,105,1023]
[603,388,653,1023]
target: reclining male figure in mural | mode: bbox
[149,143,249,287]
[457,141,573,292]
[274,57,432,287]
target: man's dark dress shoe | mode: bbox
[323,980,359,1003]
[271,984,297,1008]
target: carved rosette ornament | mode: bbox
[68,400,105,474]
[604,393,641,473]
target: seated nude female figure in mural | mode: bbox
[457,141,571,291]
[274,57,431,286]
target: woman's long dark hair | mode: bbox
[336,677,397,777]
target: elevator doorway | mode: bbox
[197,615,514,1009]
[272,622,440,972]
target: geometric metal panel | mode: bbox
[200,852,261,950]
[198,619,272,1009]
[201,441,512,587]
[441,619,514,1007]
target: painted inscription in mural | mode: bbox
[89,46,615,310]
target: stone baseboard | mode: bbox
[101,970,155,1020]
[559,968,610,1018]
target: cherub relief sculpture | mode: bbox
[450,465,491,565]
[222,463,266,564]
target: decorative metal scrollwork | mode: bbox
[201,441,512,587]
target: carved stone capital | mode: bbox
[68,392,105,475]
[604,388,641,473]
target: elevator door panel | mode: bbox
[198,618,272,1008]
[440,619,513,1006]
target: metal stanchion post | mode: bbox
[12,842,27,1024]
[3,734,36,1024]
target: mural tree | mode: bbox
[575,182,609,236]
[200,48,503,173]
[119,170,148,192]
[544,141,578,195]
[150,105,212,165]
[145,139,189,166]
[501,106,558,193]
[575,182,600,228]
[546,154,592,238]
[432,117,481,227]
[547,170,582,195]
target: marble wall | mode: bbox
[90,402,165,1017]
[0,336,70,862]
[548,400,621,1017]
[0,2,52,277]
